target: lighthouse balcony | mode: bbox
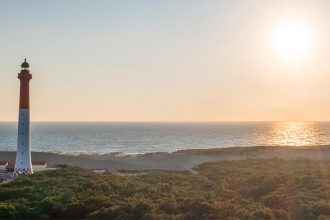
[18,72,32,80]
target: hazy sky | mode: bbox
[1,0,330,121]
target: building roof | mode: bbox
[0,161,8,166]
[32,161,47,166]
[6,162,15,169]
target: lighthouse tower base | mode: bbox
[14,109,33,176]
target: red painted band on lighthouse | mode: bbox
[18,70,32,109]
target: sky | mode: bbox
[0,0,329,121]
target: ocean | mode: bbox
[0,122,329,154]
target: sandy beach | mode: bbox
[1,145,330,170]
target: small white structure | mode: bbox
[32,161,47,172]
[0,161,8,170]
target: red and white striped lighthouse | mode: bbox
[14,59,33,176]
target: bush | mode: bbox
[0,202,16,219]
[1,159,330,219]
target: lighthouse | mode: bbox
[14,59,33,176]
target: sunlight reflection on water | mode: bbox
[265,122,326,146]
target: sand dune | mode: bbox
[1,145,330,170]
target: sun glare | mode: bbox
[272,18,315,60]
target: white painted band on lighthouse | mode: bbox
[14,109,33,175]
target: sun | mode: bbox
[272,18,315,60]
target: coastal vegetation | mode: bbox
[1,159,330,219]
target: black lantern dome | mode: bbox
[21,59,30,69]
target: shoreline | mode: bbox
[2,145,330,170]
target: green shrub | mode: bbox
[1,159,330,219]
[0,202,16,219]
